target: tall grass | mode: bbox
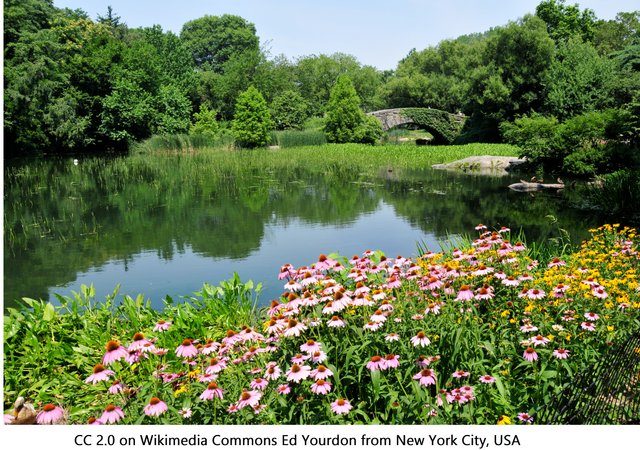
[131,133,235,154]
[584,170,640,220]
[270,130,327,148]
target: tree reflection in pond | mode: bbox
[4,152,604,309]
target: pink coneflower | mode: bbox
[310,365,334,380]
[370,310,387,323]
[102,340,128,365]
[128,332,152,351]
[383,354,400,369]
[513,242,526,251]
[284,279,302,292]
[144,397,168,417]
[197,373,217,383]
[366,355,384,371]
[553,348,570,359]
[584,311,599,321]
[385,333,400,342]
[179,408,193,418]
[153,319,172,332]
[425,302,442,315]
[331,398,352,415]
[85,364,115,384]
[291,353,309,364]
[425,276,443,290]
[200,381,224,400]
[475,287,494,300]
[264,363,282,380]
[581,321,596,331]
[310,350,328,364]
[300,271,318,287]
[527,289,546,300]
[201,341,220,355]
[517,412,534,423]
[520,323,539,333]
[99,404,124,424]
[452,370,470,379]
[286,364,311,383]
[592,287,608,299]
[474,264,494,276]
[237,390,262,409]
[475,223,487,231]
[36,404,65,424]
[205,357,228,374]
[502,276,520,287]
[227,403,239,413]
[523,347,538,362]
[311,379,332,395]
[175,339,198,358]
[108,380,125,394]
[250,378,269,391]
[363,321,383,331]
[416,355,431,368]
[283,318,307,337]
[456,285,474,302]
[547,257,566,268]
[300,339,321,354]
[531,335,551,347]
[479,375,496,384]
[410,331,431,347]
[413,368,437,386]
[276,384,291,395]
[87,417,103,425]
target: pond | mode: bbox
[4,147,606,310]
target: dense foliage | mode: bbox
[3,0,639,175]
[231,86,273,148]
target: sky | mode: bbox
[53,0,639,70]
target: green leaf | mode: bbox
[42,302,56,321]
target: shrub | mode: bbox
[356,114,384,145]
[500,114,561,167]
[323,75,366,144]
[190,105,220,137]
[232,86,273,148]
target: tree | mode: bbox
[180,15,259,72]
[466,15,555,139]
[232,86,273,148]
[324,75,364,143]
[270,90,309,130]
[190,105,219,137]
[535,0,597,43]
[543,37,617,120]
[294,53,383,116]
[594,12,640,55]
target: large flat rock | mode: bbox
[432,155,526,175]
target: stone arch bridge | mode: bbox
[368,108,466,145]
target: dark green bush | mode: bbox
[500,114,560,166]
[232,86,274,148]
[270,90,309,130]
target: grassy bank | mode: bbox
[132,141,520,170]
[4,224,639,424]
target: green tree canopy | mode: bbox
[232,86,273,148]
[270,90,309,130]
[535,0,597,43]
[543,37,617,120]
[180,14,259,72]
[324,75,364,143]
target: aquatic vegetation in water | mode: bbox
[3,224,639,424]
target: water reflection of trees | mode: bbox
[4,155,602,307]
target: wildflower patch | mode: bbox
[3,225,639,424]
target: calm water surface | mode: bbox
[4,152,605,309]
